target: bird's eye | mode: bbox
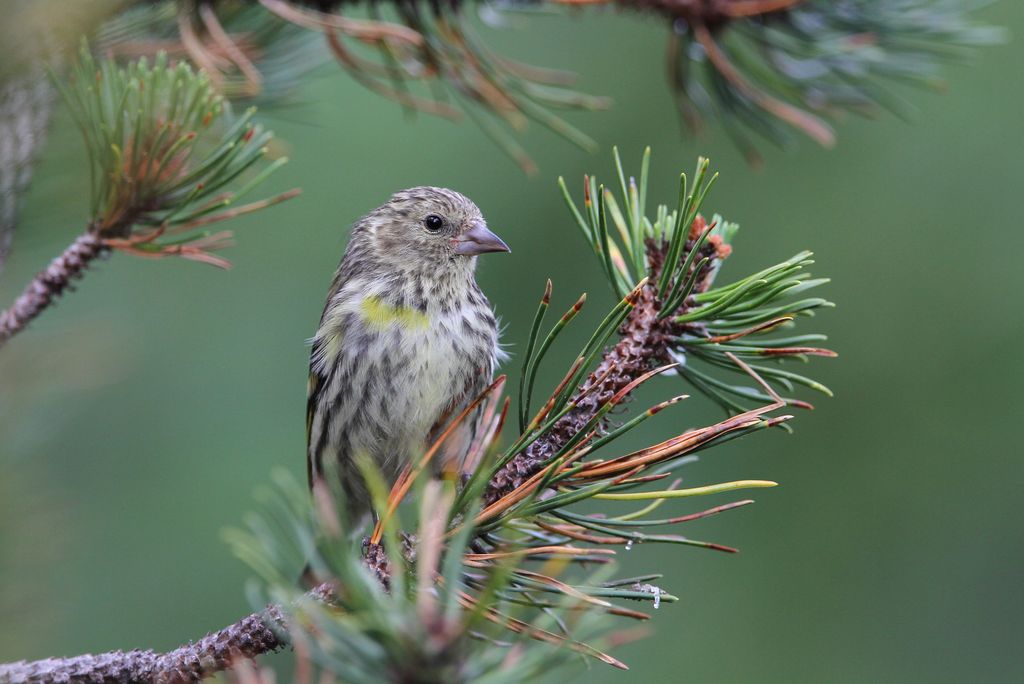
[424,214,444,233]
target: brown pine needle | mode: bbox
[259,0,423,45]
[701,316,794,343]
[725,0,805,18]
[324,30,461,120]
[373,375,506,544]
[455,591,628,670]
[464,546,615,563]
[199,3,263,97]
[537,521,629,545]
[693,21,835,148]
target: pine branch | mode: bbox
[0,0,1003,271]
[0,232,105,347]
[0,610,284,684]
[0,47,295,349]
[0,0,1004,273]
[0,150,833,683]
[0,585,355,684]
[485,233,723,504]
[74,0,1002,174]
[197,0,1001,168]
[486,149,819,503]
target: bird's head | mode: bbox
[361,186,510,273]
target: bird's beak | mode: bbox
[454,222,511,256]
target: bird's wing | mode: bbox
[306,360,325,488]
[306,251,359,487]
[306,285,350,489]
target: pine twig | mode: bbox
[485,239,700,505]
[0,236,740,682]
[0,231,105,348]
[0,583,342,684]
[0,48,295,350]
[0,606,291,684]
[0,151,834,684]
[0,611,283,684]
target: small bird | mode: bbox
[306,187,509,522]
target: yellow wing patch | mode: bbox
[360,295,429,331]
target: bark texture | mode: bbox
[0,608,285,684]
[484,232,726,505]
[0,232,106,347]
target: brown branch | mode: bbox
[485,276,671,505]
[553,0,805,24]
[0,218,730,682]
[0,239,715,683]
[0,609,285,684]
[691,20,835,147]
[0,583,342,684]
[485,229,726,505]
[0,231,105,349]
[722,0,803,18]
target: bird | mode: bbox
[306,186,509,524]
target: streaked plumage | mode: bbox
[307,187,508,520]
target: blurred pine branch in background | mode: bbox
[0,0,1004,276]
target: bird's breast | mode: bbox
[359,295,429,332]
[408,306,493,424]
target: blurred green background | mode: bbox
[2,4,1022,683]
